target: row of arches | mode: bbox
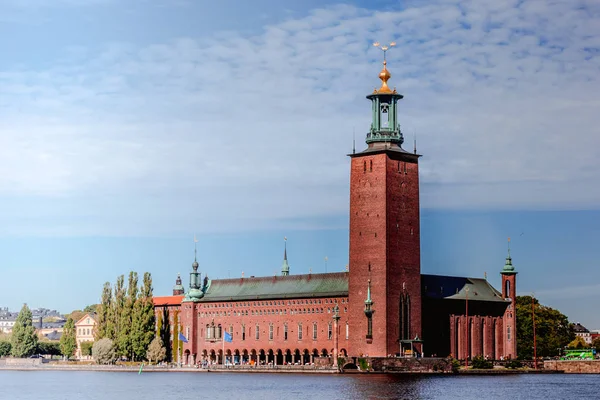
[184,348,348,366]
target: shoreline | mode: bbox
[0,363,565,375]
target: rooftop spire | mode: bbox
[502,237,517,274]
[373,41,397,95]
[281,236,290,276]
[192,234,199,271]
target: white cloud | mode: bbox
[0,1,599,235]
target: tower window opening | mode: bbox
[380,103,390,128]
[363,161,366,172]
[369,160,373,172]
[505,280,511,298]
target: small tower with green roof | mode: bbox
[501,237,518,359]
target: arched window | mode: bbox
[313,322,318,340]
[217,324,222,339]
[505,280,511,298]
[206,324,211,339]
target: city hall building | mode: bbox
[157,58,518,366]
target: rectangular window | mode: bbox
[507,326,511,341]
[255,324,259,340]
[346,322,349,340]
[328,323,332,340]
[269,324,274,340]
[298,323,303,340]
[284,324,288,340]
[242,325,246,341]
[313,323,318,340]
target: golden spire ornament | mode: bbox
[373,41,397,94]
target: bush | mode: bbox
[358,358,369,371]
[505,360,523,369]
[450,358,461,373]
[471,355,493,369]
[92,338,118,365]
[0,341,11,357]
[36,342,61,356]
[81,341,93,357]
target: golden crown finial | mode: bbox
[373,41,397,94]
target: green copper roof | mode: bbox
[501,249,517,275]
[421,274,507,303]
[198,272,349,302]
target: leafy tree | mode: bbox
[92,338,118,365]
[95,282,114,341]
[36,342,61,356]
[172,311,182,363]
[67,310,86,325]
[113,274,127,356]
[83,304,98,313]
[0,341,11,357]
[131,272,155,361]
[516,296,574,359]
[118,273,137,359]
[592,337,600,351]
[81,341,94,357]
[60,317,77,359]
[567,336,588,349]
[146,336,166,363]
[11,304,38,358]
[159,307,172,362]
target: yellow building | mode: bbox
[74,313,96,359]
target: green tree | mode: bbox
[92,338,118,365]
[592,337,600,351]
[10,304,38,358]
[113,274,127,356]
[159,307,172,362]
[0,341,11,357]
[118,272,137,359]
[83,304,98,313]
[567,336,588,349]
[59,317,77,359]
[146,336,166,363]
[516,296,574,359]
[81,341,94,357]
[36,342,61,357]
[131,272,155,361]
[95,282,114,341]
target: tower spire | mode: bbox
[502,237,517,274]
[373,41,397,94]
[281,236,290,276]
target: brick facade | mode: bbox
[181,295,349,365]
[348,150,422,357]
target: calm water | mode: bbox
[0,371,597,400]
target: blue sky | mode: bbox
[1,0,599,329]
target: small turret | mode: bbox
[172,273,184,296]
[281,237,290,276]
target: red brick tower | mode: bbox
[348,46,422,357]
[501,239,517,359]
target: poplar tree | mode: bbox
[113,275,127,355]
[95,282,114,341]
[159,307,172,362]
[131,272,155,360]
[11,304,38,358]
[122,271,138,360]
[59,317,77,359]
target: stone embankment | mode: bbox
[544,360,600,374]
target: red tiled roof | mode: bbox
[153,295,184,306]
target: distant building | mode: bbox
[573,323,592,344]
[74,313,96,359]
[38,321,66,339]
[0,308,18,333]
